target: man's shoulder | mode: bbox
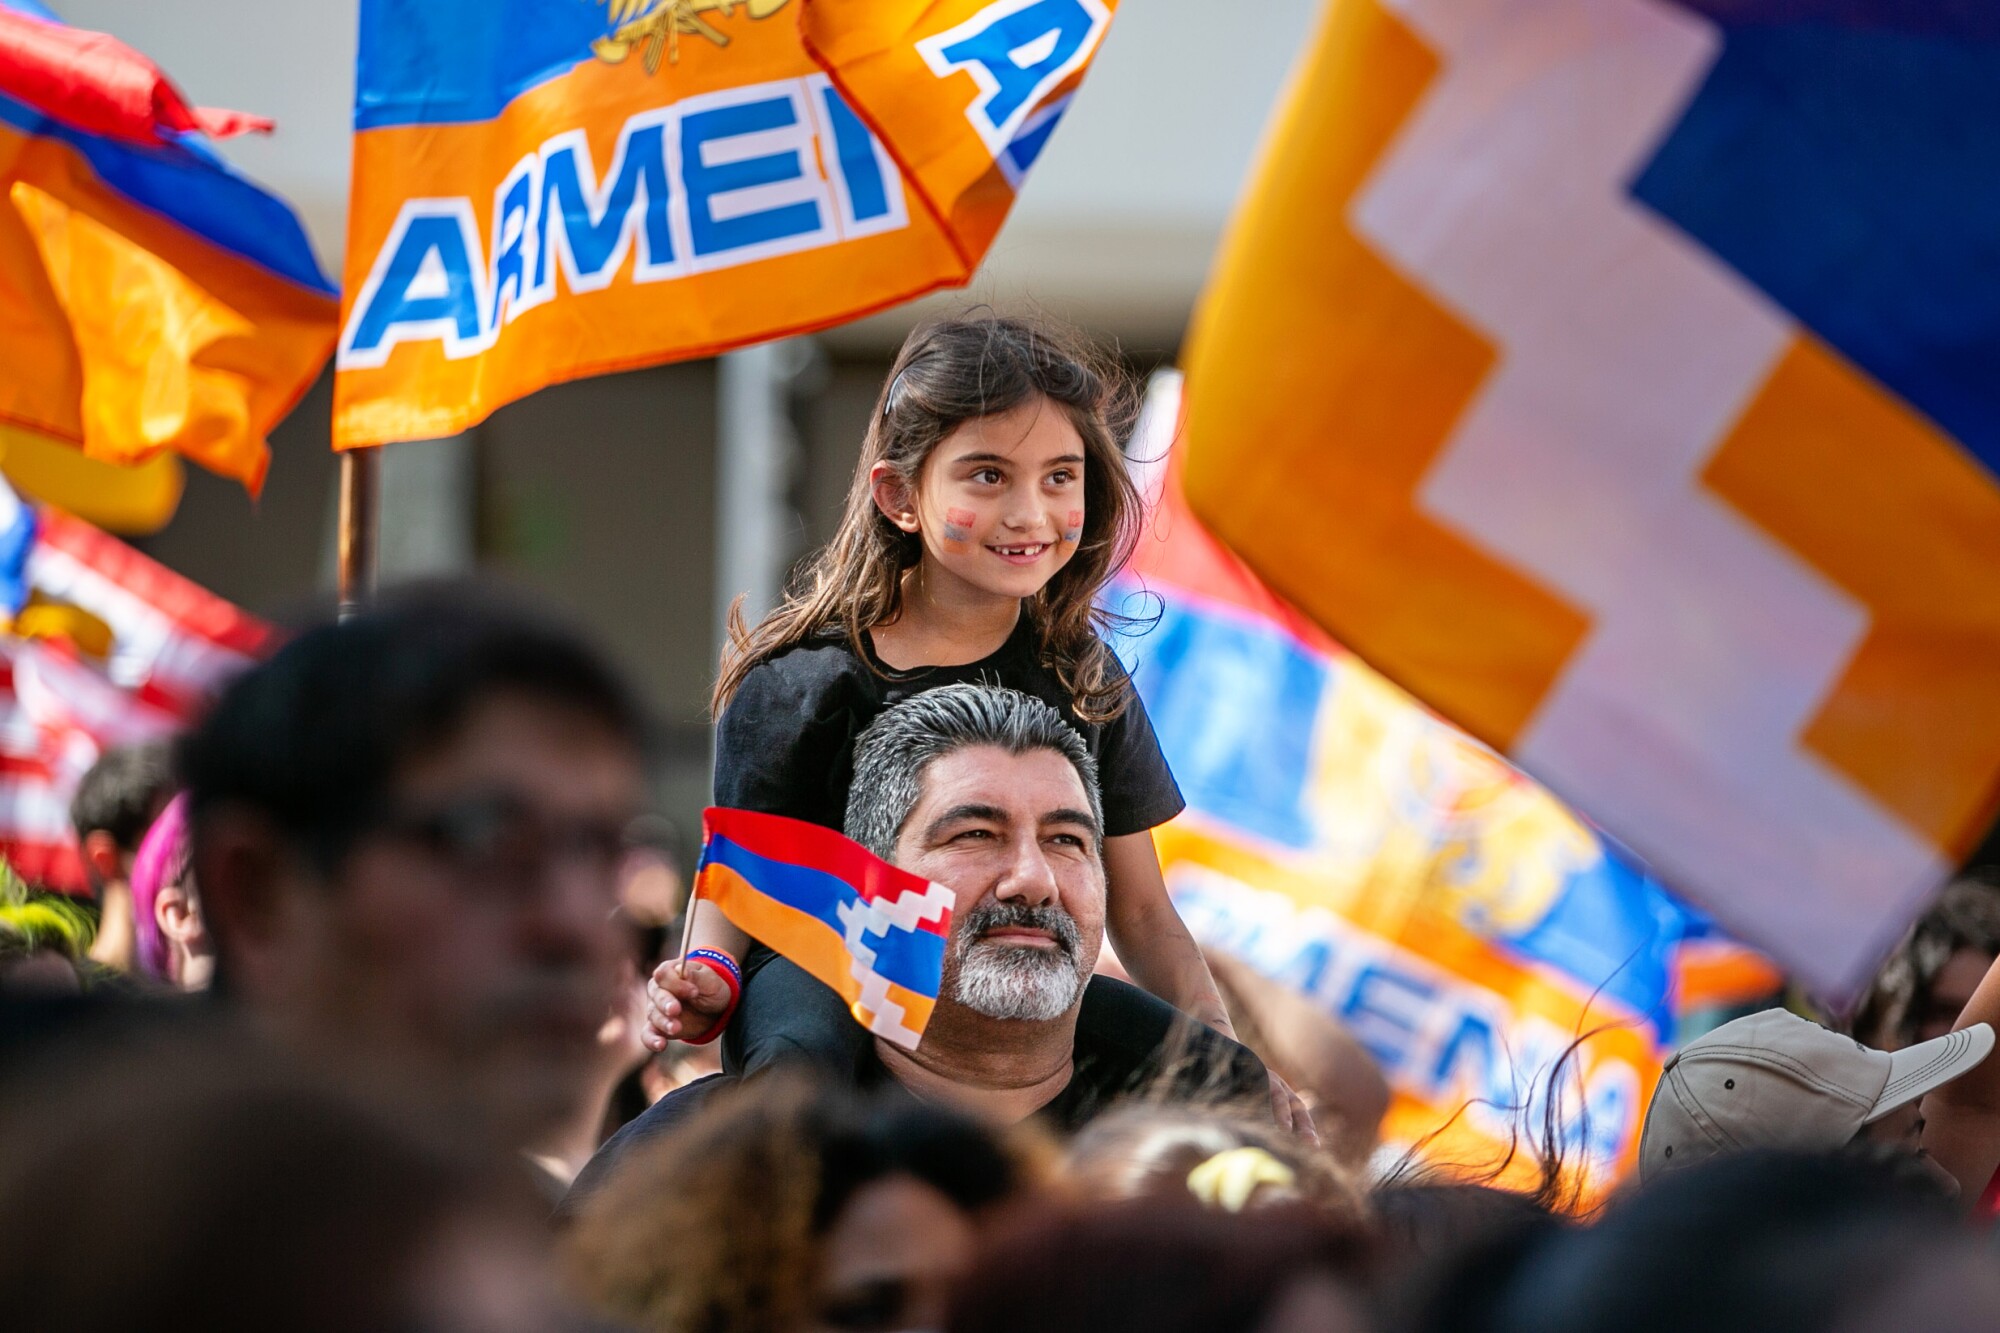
[1062,976,1267,1124]
[559,1073,736,1219]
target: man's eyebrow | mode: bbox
[1041,807,1101,839]
[921,803,1010,842]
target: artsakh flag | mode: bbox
[1116,371,1780,1191]
[1180,0,2000,1001]
[695,806,953,1050]
[334,0,1114,447]
[0,0,336,495]
[0,475,274,891]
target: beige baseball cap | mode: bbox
[1639,1008,1994,1183]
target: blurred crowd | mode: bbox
[5,584,2000,1333]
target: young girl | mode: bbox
[651,312,1236,1076]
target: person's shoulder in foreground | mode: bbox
[565,974,1264,1213]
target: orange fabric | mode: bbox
[0,123,334,493]
[1178,0,1585,749]
[1704,336,2000,853]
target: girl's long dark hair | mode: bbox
[713,312,1143,721]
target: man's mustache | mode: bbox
[956,902,1081,958]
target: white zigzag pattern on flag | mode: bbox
[836,881,955,1050]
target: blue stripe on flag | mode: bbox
[1634,7,2000,478]
[704,834,947,998]
[354,0,611,131]
[0,92,336,296]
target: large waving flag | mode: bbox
[0,0,337,495]
[695,806,953,1050]
[0,475,274,890]
[1119,373,1777,1190]
[334,0,1114,447]
[1180,0,2000,1001]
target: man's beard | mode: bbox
[949,902,1086,1022]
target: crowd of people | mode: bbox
[4,312,2000,1330]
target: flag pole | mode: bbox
[677,883,702,963]
[336,445,380,621]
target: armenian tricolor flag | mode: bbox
[695,806,953,1051]
[0,0,337,496]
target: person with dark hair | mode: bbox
[1477,1151,2000,1333]
[0,1025,579,1331]
[183,585,649,1156]
[68,740,174,972]
[1063,1104,1368,1223]
[1369,1182,1568,1333]
[660,311,1251,1116]
[567,1075,1032,1333]
[946,1202,1373,1333]
[1855,876,2000,1051]
[576,685,1265,1205]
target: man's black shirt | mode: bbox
[565,976,1266,1211]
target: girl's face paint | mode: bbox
[913,398,1087,606]
[940,508,978,554]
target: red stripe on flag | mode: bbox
[0,9,271,146]
[0,750,55,780]
[702,807,948,933]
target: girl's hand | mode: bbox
[1269,1070,1319,1145]
[640,957,735,1051]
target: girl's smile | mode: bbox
[988,541,1054,565]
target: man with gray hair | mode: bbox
[845,683,1106,1033]
[570,685,1264,1196]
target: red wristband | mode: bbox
[675,949,741,1046]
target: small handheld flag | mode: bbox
[693,807,953,1050]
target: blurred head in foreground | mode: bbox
[1482,1150,1997,1333]
[0,875,94,996]
[183,586,647,1149]
[0,1027,572,1332]
[947,1201,1373,1333]
[568,1076,1035,1333]
[1063,1104,1367,1225]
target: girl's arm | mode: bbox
[640,913,749,1051]
[1105,832,1316,1139]
[1918,951,2000,1207]
[1103,830,1234,1038]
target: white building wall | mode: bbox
[53,0,1322,341]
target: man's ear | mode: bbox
[189,806,297,1001]
[81,830,124,891]
[870,463,921,534]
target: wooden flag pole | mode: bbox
[336,446,381,621]
[677,885,702,965]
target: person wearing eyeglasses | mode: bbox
[183,587,656,1162]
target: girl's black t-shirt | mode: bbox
[713,613,1184,839]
